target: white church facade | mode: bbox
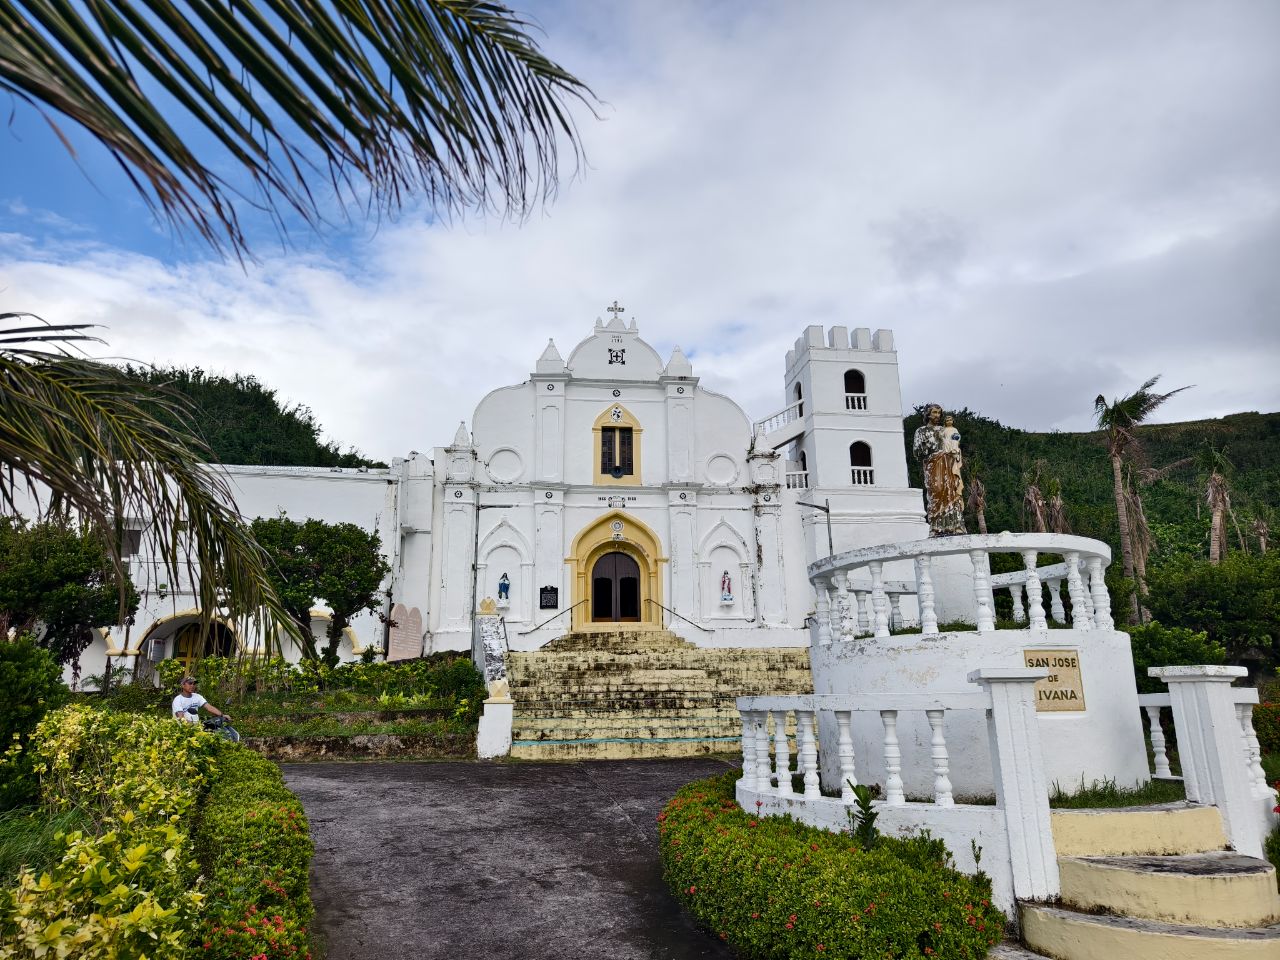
[80,312,933,679]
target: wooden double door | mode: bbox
[591,551,641,622]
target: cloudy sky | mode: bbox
[2,0,1277,461]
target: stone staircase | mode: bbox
[507,629,812,760]
[1017,803,1280,959]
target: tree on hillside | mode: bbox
[966,456,988,535]
[1254,506,1272,554]
[1045,478,1070,535]
[1198,445,1237,565]
[0,518,139,668]
[1,1,593,257]
[250,514,391,667]
[1022,461,1048,533]
[122,366,382,468]
[1094,376,1191,623]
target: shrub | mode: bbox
[0,639,69,808]
[195,743,314,959]
[658,772,1005,959]
[1255,703,1280,757]
[1122,621,1227,695]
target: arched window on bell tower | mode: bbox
[793,381,804,418]
[844,369,866,410]
[849,441,874,485]
[594,404,643,486]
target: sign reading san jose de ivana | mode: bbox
[1023,648,1085,712]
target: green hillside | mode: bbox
[902,408,1280,568]
[119,365,384,469]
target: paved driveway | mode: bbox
[283,758,739,960]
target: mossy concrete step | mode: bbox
[513,720,743,741]
[1057,852,1280,929]
[509,736,739,761]
[1050,804,1229,857]
[538,630,696,652]
[1019,904,1280,960]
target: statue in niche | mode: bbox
[720,570,734,603]
[912,404,967,537]
[497,573,510,607]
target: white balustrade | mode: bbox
[881,710,905,804]
[1063,552,1092,632]
[1088,557,1113,629]
[785,470,810,490]
[845,392,867,411]
[836,710,857,798]
[1022,550,1046,629]
[1236,702,1269,797]
[797,710,821,799]
[855,590,871,636]
[825,576,841,642]
[754,399,803,436]
[1047,578,1066,623]
[813,580,832,646]
[869,561,890,637]
[1008,582,1026,623]
[926,709,954,806]
[1141,700,1174,778]
[834,573,854,642]
[753,711,772,789]
[851,467,874,485]
[889,593,904,631]
[971,550,995,631]
[740,712,758,789]
[915,554,938,635]
[773,710,793,795]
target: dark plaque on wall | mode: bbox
[539,586,560,610]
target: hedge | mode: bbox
[0,705,315,959]
[659,772,1006,959]
[195,744,314,958]
[1255,703,1279,756]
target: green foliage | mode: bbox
[1267,808,1280,892]
[121,365,382,468]
[0,704,217,958]
[0,519,137,667]
[658,772,1004,959]
[195,744,314,959]
[1145,551,1280,672]
[1254,704,1279,757]
[0,807,90,883]
[846,784,878,850]
[1122,622,1227,694]
[1048,776,1186,809]
[250,514,392,667]
[0,639,68,808]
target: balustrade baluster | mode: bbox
[1064,552,1091,631]
[926,709,954,806]
[1047,578,1066,623]
[1022,550,1047,629]
[869,562,890,636]
[1009,582,1026,623]
[833,574,854,642]
[915,555,938,635]
[856,591,872,636]
[1145,706,1172,778]
[753,712,773,789]
[836,710,857,799]
[970,550,995,631]
[813,581,832,646]
[889,593,904,631]
[826,576,841,642]
[1237,703,1269,796]
[797,710,821,798]
[740,711,757,789]
[773,710,793,795]
[880,710,905,804]
[1087,557,1113,629]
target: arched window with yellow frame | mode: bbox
[593,404,642,485]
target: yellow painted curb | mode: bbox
[1059,855,1280,928]
[1021,905,1280,960]
[1050,804,1227,857]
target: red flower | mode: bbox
[688,886,696,894]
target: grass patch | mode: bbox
[0,807,91,882]
[1048,776,1186,809]
[237,715,473,738]
[889,617,1073,636]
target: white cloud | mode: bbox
[2,0,1277,459]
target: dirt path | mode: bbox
[283,758,739,960]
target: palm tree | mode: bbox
[965,454,988,534]
[1197,446,1235,565]
[1252,506,1272,554]
[1,313,298,648]
[1045,478,1070,535]
[1,0,593,257]
[1094,376,1190,622]
[1022,460,1048,533]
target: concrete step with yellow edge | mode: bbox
[1050,802,1229,857]
[512,718,743,742]
[509,734,741,761]
[1019,905,1280,960]
[1058,851,1280,928]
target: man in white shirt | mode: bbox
[172,676,229,724]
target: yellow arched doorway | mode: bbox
[139,609,240,674]
[567,511,667,631]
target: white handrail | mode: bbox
[755,398,803,435]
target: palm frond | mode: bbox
[0,320,301,650]
[0,0,595,257]
[1094,375,1192,458]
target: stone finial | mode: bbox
[451,421,471,448]
[665,345,693,378]
[536,338,565,374]
[478,596,497,615]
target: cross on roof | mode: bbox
[607,300,625,316]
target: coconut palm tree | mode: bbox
[1094,376,1190,622]
[1196,445,1243,565]
[0,0,593,257]
[1022,460,1048,533]
[1,313,297,647]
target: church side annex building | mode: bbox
[77,309,929,678]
